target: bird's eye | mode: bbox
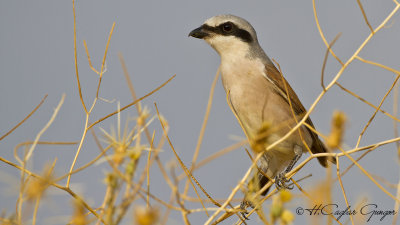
[222,22,233,32]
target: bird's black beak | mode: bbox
[189,26,209,39]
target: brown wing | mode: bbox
[264,63,335,167]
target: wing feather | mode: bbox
[263,63,335,166]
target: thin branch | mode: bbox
[118,52,142,112]
[83,40,100,75]
[72,0,87,113]
[0,94,47,141]
[14,141,77,166]
[88,75,176,130]
[184,67,220,196]
[356,56,400,75]
[177,140,247,181]
[336,82,400,122]
[0,156,105,224]
[313,0,344,66]
[338,146,376,179]
[66,113,89,187]
[336,156,355,225]
[25,94,65,161]
[355,73,400,147]
[147,131,156,208]
[154,103,211,216]
[291,179,344,225]
[54,145,112,182]
[394,81,400,157]
[95,22,116,100]
[337,146,400,202]
[356,0,375,33]
[204,153,263,225]
[321,33,342,91]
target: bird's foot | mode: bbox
[240,199,254,220]
[275,146,302,190]
[275,172,294,190]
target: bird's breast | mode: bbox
[220,59,273,134]
[220,58,309,146]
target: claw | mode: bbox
[275,172,294,190]
[274,145,302,190]
[241,211,250,220]
[240,199,254,220]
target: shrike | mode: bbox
[189,15,334,200]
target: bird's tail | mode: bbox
[312,136,336,167]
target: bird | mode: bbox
[188,14,335,210]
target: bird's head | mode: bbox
[189,15,261,59]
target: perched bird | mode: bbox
[189,15,334,201]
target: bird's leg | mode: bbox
[240,154,271,220]
[240,199,254,220]
[275,145,302,190]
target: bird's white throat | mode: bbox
[205,35,251,62]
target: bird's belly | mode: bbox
[228,81,287,133]
[226,77,310,156]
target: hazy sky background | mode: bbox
[1,1,400,224]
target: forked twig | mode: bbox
[72,0,87,113]
[87,75,176,130]
[313,0,344,66]
[336,82,400,122]
[354,57,400,147]
[321,33,342,91]
[25,95,65,161]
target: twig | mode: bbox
[95,22,115,99]
[154,103,211,216]
[313,0,344,66]
[147,131,156,208]
[83,40,100,75]
[87,75,176,130]
[0,94,47,141]
[356,0,374,33]
[321,33,342,91]
[72,0,87,113]
[177,140,247,181]
[204,153,263,225]
[184,67,220,197]
[0,156,105,224]
[25,94,65,161]
[355,71,400,148]
[336,82,400,122]
[394,76,400,157]
[336,156,355,225]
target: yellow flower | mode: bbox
[250,122,271,153]
[281,210,294,224]
[280,189,292,203]
[134,206,159,225]
[327,111,346,149]
[70,200,88,225]
[26,165,54,200]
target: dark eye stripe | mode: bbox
[202,24,253,43]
